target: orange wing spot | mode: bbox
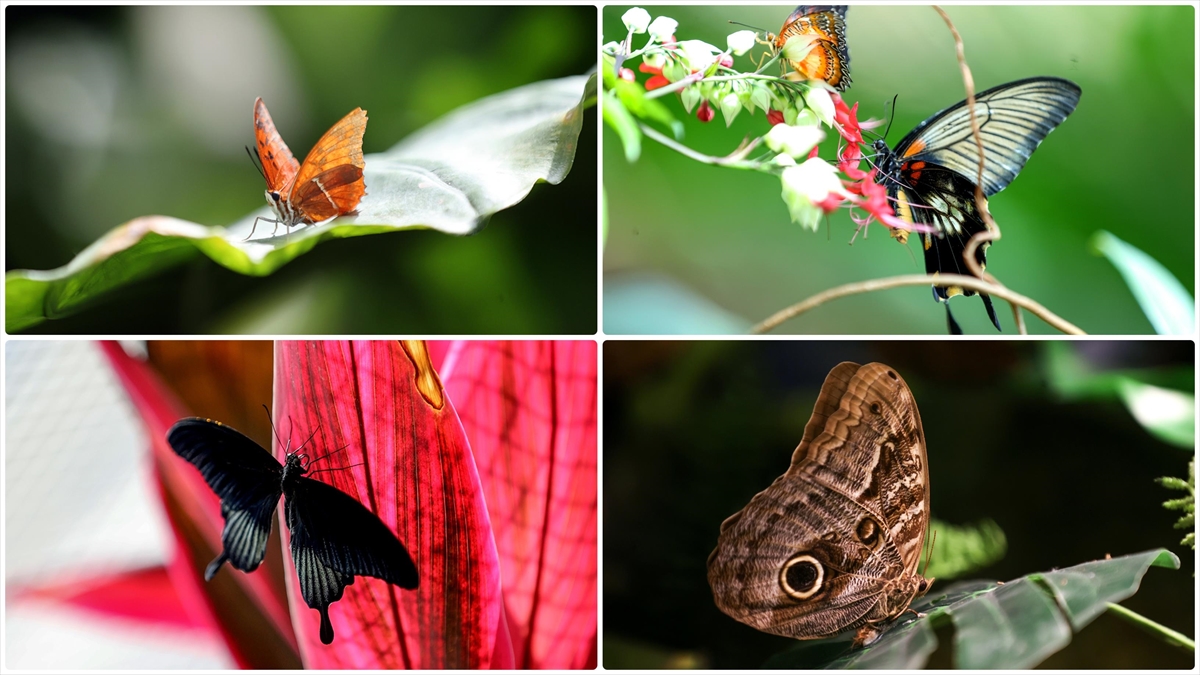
[902,139,925,157]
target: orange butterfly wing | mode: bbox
[774,6,851,92]
[253,97,301,195]
[288,107,368,222]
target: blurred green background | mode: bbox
[603,340,1194,668]
[6,5,597,334]
[603,6,1195,334]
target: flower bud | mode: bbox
[764,123,825,159]
[727,30,757,56]
[647,16,678,41]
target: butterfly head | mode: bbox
[282,451,308,486]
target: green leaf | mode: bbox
[1091,230,1195,335]
[764,549,1180,669]
[603,90,642,162]
[1116,379,1195,448]
[6,73,595,333]
[924,518,1007,580]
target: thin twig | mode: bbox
[933,6,1025,334]
[751,273,1085,335]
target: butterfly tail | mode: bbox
[319,607,335,645]
[980,293,1001,331]
[204,552,230,581]
[945,303,963,335]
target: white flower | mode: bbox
[602,41,621,55]
[764,123,825,159]
[780,157,846,231]
[805,87,836,127]
[622,7,651,33]
[647,16,678,41]
[727,30,757,56]
[676,39,720,72]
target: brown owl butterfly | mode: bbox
[772,6,851,92]
[247,98,367,239]
[707,362,931,647]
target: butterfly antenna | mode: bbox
[245,145,267,181]
[261,404,288,455]
[881,94,899,143]
[307,462,365,475]
[728,19,767,31]
[293,423,321,458]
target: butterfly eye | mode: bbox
[780,554,824,600]
[271,192,281,202]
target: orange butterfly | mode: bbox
[773,6,851,92]
[247,98,367,239]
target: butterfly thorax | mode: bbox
[281,452,307,490]
[265,186,306,227]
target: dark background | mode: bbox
[603,340,1195,668]
[6,5,597,334]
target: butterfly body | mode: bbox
[249,98,368,239]
[168,418,417,644]
[773,6,851,91]
[872,77,1081,332]
[708,362,930,646]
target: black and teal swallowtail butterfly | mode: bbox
[872,77,1081,333]
[167,417,419,644]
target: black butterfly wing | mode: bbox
[891,77,1081,196]
[285,475,418,644]
[892,165,1001,330]
[884,77,1079,331]
[166,418,283,579]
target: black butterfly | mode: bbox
[872,77,1081,333]
[167,417,418,644]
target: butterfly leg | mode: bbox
[246,216,280,242]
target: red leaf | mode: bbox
[100,342,301,668]
[15,566,208,631]
[273,341,504,668]
[441,341,598,669]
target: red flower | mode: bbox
[838,141,868,180]
[696,100,715,123]
[645,74,671,91]
[638,62,662,75]
[831,92,863,145]
[767,109,785,126]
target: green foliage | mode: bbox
[5,74,594,333]
[763,549,1181,669]
[1091,230,1196,335]
[924,518,1007,581]
[1157,460,1196,550]
[1043,342,1195,449]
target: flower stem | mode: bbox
[637,123,764,170]
[1106,603,1195,653]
